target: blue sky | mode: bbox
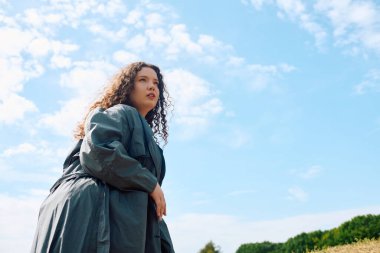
[0,0,380,252]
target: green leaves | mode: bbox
[236,214,380,253]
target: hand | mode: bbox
[149,183,166,220]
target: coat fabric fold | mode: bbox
[31,104,175,253]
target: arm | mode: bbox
[79,105,157,193]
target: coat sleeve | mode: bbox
[79,105,157,193]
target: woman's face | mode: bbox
[130,67,160,117]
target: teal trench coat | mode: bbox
[31,104,175,253]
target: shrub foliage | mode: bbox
[235,214,380,253]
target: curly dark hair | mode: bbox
[74,62,170,145]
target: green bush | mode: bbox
[234,214,380,253]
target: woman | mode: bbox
[31,62,175,253]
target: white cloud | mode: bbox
[168,206,380,253]
[301,165,322,179]
[50,55,72,69]
[247,0,380,55]
[0,57,27,97]
[1,13,78,58]
[197,34,224,49]
[39,60,116,136]
[44,13,65,24]
[167,24,203,57]
[0,12,79,125]
[1,141,68,159]
[0,161,57,184]
[218,127,252,149]
[354,69,380,94]
[244,0,327,48]
[0,194,44,253]
[124,9,144,28]
[49,40,79,55]
[122,7,229,61]
[227,56,245,66]
[196,34,233,64]
[292,165,323,179]
[45,1,100,28]
[92,0,126,18]
[19,0,126,32]
[287,186,308,202]
[28,188,50,198]
[315,0,380,51]
[112,50,140,65]
[0,11,16,26]
[59,61,116,97]
[126,34,148,52]
[159,24,229,61]
[24,59,45,78]
[166,69,211,104]
[242,0,270,10]
[26,37,51,57]
[86,21,128,41]
[0,21,77,65]
[279,63,297,72]
[22,9,43,27]
[123,6,234,63]
[229,129,252,148]
[1,143,37,157]
[224,59,297,92]
[249,64,279,74]
[165,69,223,139]
[0,27,33,56]
[0,55,52,124]
[276,0,327,48]
[145,12,164,27]
[145,28,171,46]
[39,97,89,137]
[0,93,38,124]
[243,63,297,91]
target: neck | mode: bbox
[138,109,148,118]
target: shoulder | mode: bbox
[88,104,138,118]
[87,104,143,129]
[113,104,140,118]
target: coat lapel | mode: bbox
[147,138,162,182]
[138,115,162,182]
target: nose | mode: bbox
[148,81,156,90]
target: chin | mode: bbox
[146,107,156,114]
[149,103,158,111]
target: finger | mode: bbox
[163,201,166,216]
[160,202,164,217]
[156,205,162,218]
[157,208,163,220]
[157,202,165,217]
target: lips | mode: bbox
[147,93,156,99]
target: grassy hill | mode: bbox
[310,238,380,253]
